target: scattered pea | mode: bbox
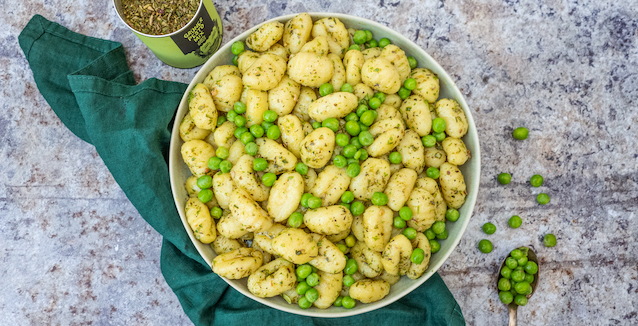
[497,173,512,185]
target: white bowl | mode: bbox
[169,12,480,317]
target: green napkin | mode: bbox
[19,15,465,326]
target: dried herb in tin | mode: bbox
[121,0,200,35]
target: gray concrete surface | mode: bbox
[1,0,637,325]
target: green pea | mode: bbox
[343,275,355,288]
[358,131,374,146]
[312,121,321,129]
[398,86,411,99]
[499,291,514,305]
[508,215,522,228]
[393,216,406,229]
[319,83,334,97]
[342,296,356,309]
[356,104,369,117]
[263,110,278,123]
[368,97,381,109]
[288,212,304,228]
[510,249,523,260]
[346,163,361,178]
[336,244,348,253]
[403,78,417,90]
[370,192,388,206]
[232,55,238,66]
[296,281,311,295]
[365,30,373,41]
[522,261,538,276]
[341,191,355,204]
[208,156,222,170]
[445,208,460,222]
[506,257,518,270]
[399,206,412,221]
[497,173,512,185]
[249,124,264,138]
[514,294,528,306]
[234,127,248,139]
[240,131,254,145]
[431,221,445,234]
[261,121,274,131]
[353,30,367,44]
[304,288,319,303]
[511,269,525,283]
[340,202,351,211]
[322,118,340,132]
[197,175,213,189]
[512,127,529,140]
[233,101,247,114]
[525,273,535,284]
[530,174,544,187]
[197,189,213,203]
[407,56,417,69]
[245,142,258,156]
[360,110,377,126]
[344,259,358,275]
[267,125,281,140]
[431,117,446,133]
[350,201,364,216]
[329,155,345,169]
[498,278,511,291]
[301,193,313,208]
[341,83,354,93]
[501,266,512,279]
[231,41,244,55]
[219,160,232,173]
[389,152,402,164]
[253,158,268,171]
[357,149,369,161]
[210,207,222,219]
[291,163,308,177]
[347,158,359,165]
[478,239,493,253]
[426,167,440,179]
[366,39,378,48]
[333,296,343,307]
[517,256,528,267]
[537,193,550,205]
[351,136,363,149]
[374,92,386,103]
[298,297,312,309]
[378,37,391,48]
[403,227,417,240]
[482,222,496,234]
[429,239,440,253]
[216,115,227,126]
[543,233,557,247]
[410,248,425,264]
[433,131,446,142]
[348,44,361,51]
[344,112,359,123]
[216,146,229,159]
[262,172,277,186]
[341,144,356,158]
[424,228,436,240]
[234,115,246,128]
[345,235,356,247]
[306,272,320,287]
[308,196,322,209]
[422,135,437,147]
[436,229,448,240]
[345,120,361,136]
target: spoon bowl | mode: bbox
[497,246,540,326]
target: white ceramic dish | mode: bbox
[169,12,480,317]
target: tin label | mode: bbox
[170,7,222,58]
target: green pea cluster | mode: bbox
[193,174,223,219]
[498,248,539,306]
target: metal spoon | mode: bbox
[497,246,540,326]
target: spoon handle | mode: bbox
[508,305,517,326]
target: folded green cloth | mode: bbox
[19,15,465,326]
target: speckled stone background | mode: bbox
[1,0,637,325]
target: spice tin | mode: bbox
[113,0,223,68]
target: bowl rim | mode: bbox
[169,12,480,318]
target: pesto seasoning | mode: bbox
[121,0,200,35]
